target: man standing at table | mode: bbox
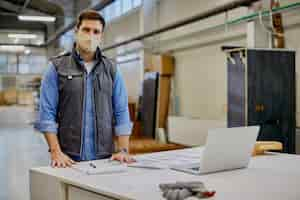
[35,10,134,167]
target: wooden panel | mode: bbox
[151,54,175,75]
[129,137,185,154]
[253,141,283,156]
[158,76,171,128]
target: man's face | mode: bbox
[75,19,104,53]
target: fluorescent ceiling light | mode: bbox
[36,40,43,45]
[13,38,19,44]
[0,45,25,52]
[24,49,31,54]
[8,34,37,39]
[18,15,56,22]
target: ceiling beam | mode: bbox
[0,15,46,31]
[0,0,46,16]
[19,0,31,14]
[102,0,261,51]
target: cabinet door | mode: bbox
[227,51,246,127]
[248,50,282,124]
[68,186,115,200]
[277,51,296,153]
[248,50,295,153]
[256,51,282,123]
[247,50,263,126]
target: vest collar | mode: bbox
[71,44,103,73]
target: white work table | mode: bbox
[30,147,300,200]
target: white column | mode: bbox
[247,0,272,48]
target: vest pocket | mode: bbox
[58,73,83,92]
[58,126,80,154]
[96,123,114,155]
[94,72,114,156]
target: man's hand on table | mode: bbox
[50,149,76,168]
[111,151,136,164]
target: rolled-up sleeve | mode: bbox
[112,68,133,136]
[34,63,59,134]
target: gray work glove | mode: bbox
[159,181,215,200]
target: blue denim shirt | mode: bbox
[35,54,132,161]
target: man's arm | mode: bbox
[44,133,75,167]
[116,135,130,153]
[35,63,75,167]
[111,68,134,163]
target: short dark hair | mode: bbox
[76,9,106,30]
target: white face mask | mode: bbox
[75,32,101,53]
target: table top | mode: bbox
[31,148,300,200]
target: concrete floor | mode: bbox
[0,106,50,200]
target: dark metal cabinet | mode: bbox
[226,48,296,153]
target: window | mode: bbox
[19,55,30,74]
[133,0,142,8]
[59,29,74,51]
[7,55,17,73]
[0,54,47,74]
[115,0,121,16]
[28,55,47,74]
[101,0,142,22]
[122,0,132,13]
[0,55,7,73]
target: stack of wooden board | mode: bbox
[149,54,175,129]
[140,72,159,138]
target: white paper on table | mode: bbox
[72,161,127,175]
[129,147,204,169]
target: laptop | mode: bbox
[170,126,259,175]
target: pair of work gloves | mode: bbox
[159,181,215,200]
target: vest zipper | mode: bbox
[92,75,98,156]
[96,74,106,146]
[80,72,87,159]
